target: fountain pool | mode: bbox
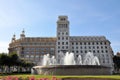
[31,52,112,75]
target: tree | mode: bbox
[0,53,11,73]
[10,52,19,64]
[0,52,35,73]
[113,55,120,73]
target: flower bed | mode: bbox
[0,76,60,80]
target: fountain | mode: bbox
[42,52,100,65]
[31,52,112,75]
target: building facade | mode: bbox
[8,16,114,67]
[9,31,56,64]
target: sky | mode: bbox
[0,0,120,54]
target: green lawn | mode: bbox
[57,75,120,79]
[0,74,120,79]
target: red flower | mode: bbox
[29,76,35,80]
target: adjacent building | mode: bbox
[8,16,114,67]
[9,31,56,64]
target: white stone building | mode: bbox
[9,16,114,67]
[56,16,114,67]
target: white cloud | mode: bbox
[0,41,9,53]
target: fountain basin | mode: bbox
[31,65,112,75]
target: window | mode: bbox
[97,46,99,49]
[62,37,64,40]
[101,46,103,49]
[106,50,108,53]
[66,37,68,40]
[76,42,78,45]
[89,50,91,52]
[34,43,37,45]
[92,42,94,45]
[61,18,65,21]
[96,42,98,45]
[72,42,74,45]
[84,46,86,49]
[41,48,44,51]
[80,42,82,45]
[85,50,87,53]
[58,46,60,49]
[50,48,54,51]
[93,46,95,49]
[80,47,82,49]
[66,46,68,49]
[105,46,107,49]
[36,48,39,51]
[100,42,102,45]
[65,42,68,45]
[97,50,99,53]
[101,50,104,53]
[72,47,74,49]
[26,52,30,54]
[58,37,60,40]
[31,48,35,51]
[36,52,39,54]
[31,55,34,58]
[62,46,64,49]
[76,55,79,57]
[76,51,79,53]
[41,51,44,54]
[46,48,49,51]
[76,47,78,49]
[88,42,90,45]
[89,46,91,49]
[58,32,60,35]
[26,55,29,58]
[58,42,60,45]
[81,51,83,53]
[104,42,107,45]
[36,55,39,58]
[62,42,64,45]
[93,50,95,53]
[84,42,86,45]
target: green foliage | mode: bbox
[0,52,34,73]
[113,55,120,73]
[113,56,120,68]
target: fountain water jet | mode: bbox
[42,52,100,65]
[83,52,100,65]
[32,52,112,75]
[76,55,82,65]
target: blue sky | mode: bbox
[0,0,120,54]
